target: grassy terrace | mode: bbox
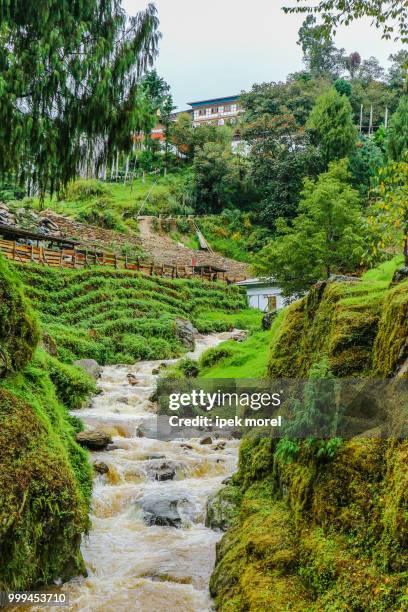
[14,263,249,365]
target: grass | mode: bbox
[13,263,248,365]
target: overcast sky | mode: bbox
[123,0,403,110]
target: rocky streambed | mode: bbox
[58,333,240,612]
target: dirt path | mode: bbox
[137,216,249,281]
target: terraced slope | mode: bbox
[14,264,247,364]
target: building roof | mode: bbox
[235,277,278,287]
[187,95,240,108]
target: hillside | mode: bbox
[14,263,248,364]
[0,257,95,590]
[208,261,408,611]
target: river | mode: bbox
[58,332,239,612]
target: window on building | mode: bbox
[199,109,206,116]
[211,107,219,114]
[224,105,231,113]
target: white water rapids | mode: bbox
[57,333,239,612]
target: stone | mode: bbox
[76,430,112,450]
[222,477,232,485]
[230,330,248,342]
[180,443,193,450]
[213,441,226,451]
[139,492,193,527]
[200,436,213,445]
[392,267,408,285]
[73,359,101,380]
[174,318,198,350]
[151,368,160,375]
[127,373,138,386]
[93,461,109,475]
[106,444,119,451]
[146,460,177,481]
[262,311,277,331]
[328,274,361,283]
[205,487,239,531]
[41,331,58,357]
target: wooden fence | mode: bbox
[0,238,244,283]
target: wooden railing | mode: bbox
[0,238,244,283]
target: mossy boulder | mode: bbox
[0,387,91,590]
[0,256,39,377]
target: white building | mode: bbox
[188,95,243,128]
[235,278,285,313]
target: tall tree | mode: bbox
[307,88,357,165]
[388,51,408,93]
[369,157,408,265]
[0,1,160,197]
[297,15,346,77]
[254,160,367,297]
[387,96,408,161]
[285,1,408,44]
[345,52,362,79]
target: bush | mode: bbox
[200,346,233,368]
[64,179,111,201]
[45,354,97,410]
[0,256,39,377]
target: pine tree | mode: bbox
[387,96,408,161]
[307,88,357,165]
[0,1,160,197]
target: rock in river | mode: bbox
[139,492,194,527]
[73,359,102,380]
[76,430,112,450]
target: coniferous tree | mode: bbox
[0,1,160,197]
[387,96,408,161]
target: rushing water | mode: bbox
[57,333,239,612]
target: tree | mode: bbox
[140,70,175,167]
[254,160,367,297]
[345,52,362,79]
[0,1,160,197]
[387,96,408,161]
[369,157,408,265]
[171,114,233,161]
[357,57,386,85]
[387,51,408,93]
[334,78,352,97]
[349,137,384,197]
[192,143,256,214]
[297,15,346,78]
[307,88,357,165]
[285,1,408,44]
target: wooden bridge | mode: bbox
[0,236,243,283]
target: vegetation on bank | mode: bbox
[0,256,95,590]
[208,261,408,611]
[14,263,247,365]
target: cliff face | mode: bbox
[0,256,93,590]
[210,274,408,611]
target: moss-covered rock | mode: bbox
[0,255,39,377]
[0,383,91,590]
[211,273,408,610]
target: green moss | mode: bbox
[0,255,39,377]
[0,379,92,589]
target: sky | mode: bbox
[123,0,403,111]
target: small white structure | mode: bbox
[235,278,285,313]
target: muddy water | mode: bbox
[61,333,239,612]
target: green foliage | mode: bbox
[349,136,384,197]
[0,348,93,589]
[387,96,408,161]
[334,78,352,97]
[255,160,367,297]
[307,88,358,165]
[0,255,39,377]
[192,143,257,214]
[45,355,97,410]
[64,180,111,201]
[0,2,160,196]
[298,15,346,77]
[368,157,408,265]
[285,1,408,44]
[13,264,247,365]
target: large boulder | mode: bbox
[392,267,408,285]
[174,318,198,349]
[76,430,112,450]
[205,485,241,531]
[262,311,277,331]
[139,491,194,527]
[73,359,101,380]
